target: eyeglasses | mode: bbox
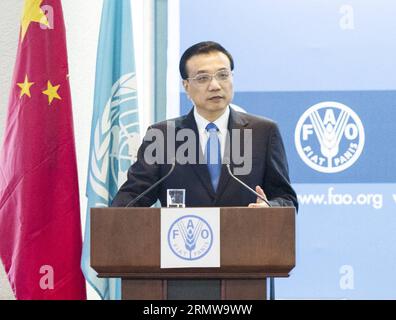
[187,69,233,85]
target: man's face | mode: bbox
[183,51,234,119]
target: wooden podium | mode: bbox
[91,207,295,300]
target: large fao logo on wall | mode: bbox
[295,101,365,173]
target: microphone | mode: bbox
[125,161,176,207]
[225,164,272,207]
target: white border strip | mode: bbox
[131,0,154,135]
[166,0,180,119]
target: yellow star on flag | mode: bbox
[20,0,49,42]
[17,74,35,98]
[42,81,61,105]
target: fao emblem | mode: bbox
[295,101,365,173]
[167,215,213,261]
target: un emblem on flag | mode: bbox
[295,101,365,173]
[89,73,140,200]
[167,215,213,261]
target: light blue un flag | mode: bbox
[81,0,139,300]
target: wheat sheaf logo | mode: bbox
[89,73,140,204]
[168,215,213,261]
[295,101,365,173]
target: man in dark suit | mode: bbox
[111,41,298,210]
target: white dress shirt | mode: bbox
[193,106,230,159]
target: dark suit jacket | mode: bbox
[111,107,298,210]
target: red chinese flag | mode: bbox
[0,0,86,299]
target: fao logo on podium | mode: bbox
[168,215,213,261]
[161,208,220,268]
[295,101,365,173]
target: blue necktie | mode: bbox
[205,123,221,191]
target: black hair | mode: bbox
[179,41,234,80]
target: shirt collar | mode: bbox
[193,106,230,133]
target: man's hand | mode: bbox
[248,185,270,208]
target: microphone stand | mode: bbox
[226,163,275,300]
[125,161,176,207]
[225,164,271,207]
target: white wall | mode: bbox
[166,0,180,119]
[0,0,155,300]
[0,1,22,146]
[62,0,103,300]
